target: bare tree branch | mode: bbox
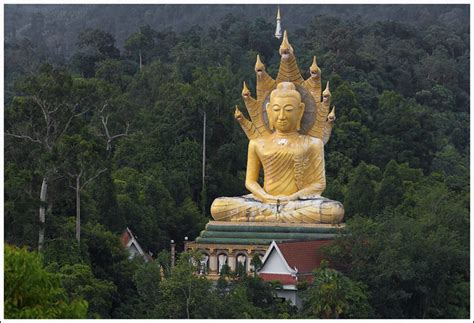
[49,172,63,182]
[80,168,108,190]
[101,114,111,139]
[99,102,109,113]
[101,111,130,151]
[5,132,42,144]
[73,107,91,117]
[32,95,50,127]
[110,122,130,140]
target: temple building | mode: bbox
[120,227,152,262]
[186,222,342,278]
[258,240,333,308]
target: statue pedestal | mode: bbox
[187,221,344,279]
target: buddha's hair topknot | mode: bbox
[270,82,301,101]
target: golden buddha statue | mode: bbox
[211,31,344,224]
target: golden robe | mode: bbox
[211,135,344,224]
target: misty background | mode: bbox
[5,4,469,58]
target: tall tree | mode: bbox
[301,260,372,319]
[54,133,107,243]
[73,29,120,77]
[373,160,404,213]
[5,65,89,250]
[344,162,375,217]
[56,263,117,319]
[124,25,156,70]
[158,252,215,319]
[77,28,120,59]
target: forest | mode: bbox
[4,4,470,319]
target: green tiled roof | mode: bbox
[194,222,345,245]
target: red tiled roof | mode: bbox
[120,230,131,246]
[260,273,297,285]
[277,240,333,274]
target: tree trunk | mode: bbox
[139,50,143,70]
[201,111,206,216]
[186,286,191,319]
[38,176,48,251]
[75,176,81,243]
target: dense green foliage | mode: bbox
[105,251,295,319]
[323,181,469,318]
[4,5,469,319]
[4,245,88,319]
[300,260,373,319]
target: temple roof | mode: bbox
[260,273,296,285]
[277,240,332,274]
[258,239,333,286]
[120,227,151,262]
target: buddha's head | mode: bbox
[266,82,305,133]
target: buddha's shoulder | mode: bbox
[249,138,263,146]
[248,138,266,151]
[249,136,273,145]
[301,135,324,149]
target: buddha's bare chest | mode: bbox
[255,137,309,167]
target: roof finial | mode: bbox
[275,6,282,39]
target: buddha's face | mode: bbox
[267,95,304,133]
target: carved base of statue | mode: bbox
[187,221,345,278]
[211,194,344,224]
